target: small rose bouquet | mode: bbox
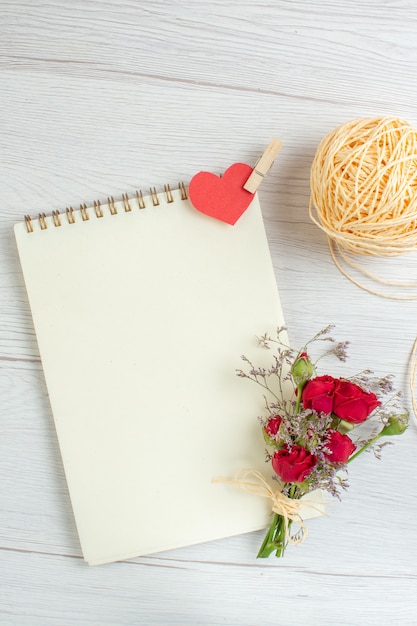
[237,326,409,558]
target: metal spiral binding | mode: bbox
[39,213,48,230]
[52,210,62,227]
[79,203,89,221]
[23,183,188,233]
[149,187,160,206]
[94,200,103,218]
[24,215,34,233]
[179,181,187,200]
[136,190,145,209]
[122,193,132,212]
[66,207,75,224]
[164,184,174,203]
[107,196,118,215]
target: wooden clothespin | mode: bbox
[243,138,283,193]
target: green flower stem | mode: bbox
[347,414,408,464]
[294,384,305,414]
[257,484,298,559]
[257,513,281,558]
[347,433,382,464]
[257,513,291,559]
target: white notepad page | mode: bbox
[15,188,285,565]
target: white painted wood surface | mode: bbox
[1,1,417,624]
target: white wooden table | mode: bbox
[1,2,417,624]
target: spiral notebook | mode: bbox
[14,183,285,565]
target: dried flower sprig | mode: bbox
[238,326,409,558]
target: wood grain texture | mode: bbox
[1,1,417,624]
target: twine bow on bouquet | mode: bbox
[236,326,409,558]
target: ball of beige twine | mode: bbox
[310,116,417,257]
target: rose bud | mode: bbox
[302,375,337,414]
[291,351,314,385]
[323,429,356,463]
[378,413,409,437]
[333,379,380,424]
[272,445,317,483]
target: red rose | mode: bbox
[333,379,380,424]
[272,445,317,483]
[302,375,337,414]
[264,415,282,436]
[324,429,356,463]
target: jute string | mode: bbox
[309,116,417,419]
[214,469,311,546]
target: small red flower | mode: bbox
[264,415,282,437]
[333,379,380,424]
[302,375,337,414]
[272,445,317,482]
[324,429,356,463]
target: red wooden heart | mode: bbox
[188,162,255,225]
